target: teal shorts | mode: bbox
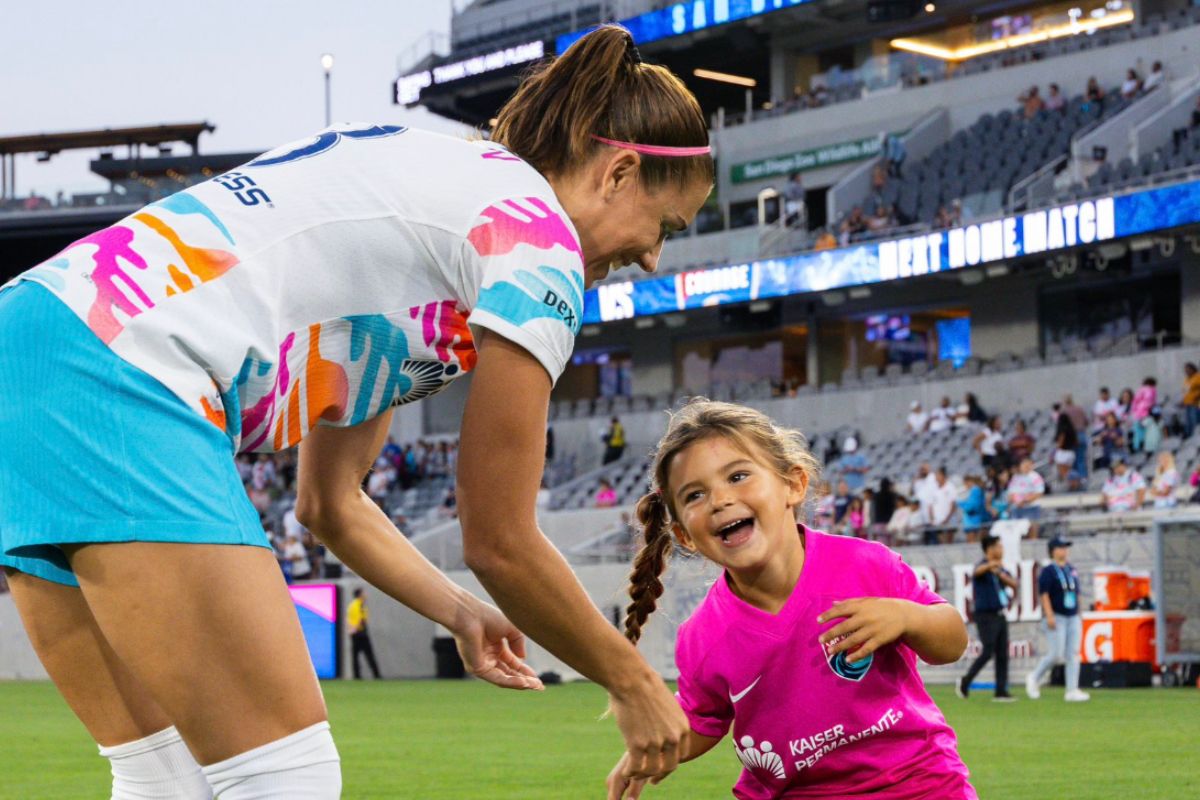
[0,280,268,587]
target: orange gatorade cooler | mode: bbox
[1128,570,1152,606]
[1092,566,1130,611]
[1081,611,1157,664]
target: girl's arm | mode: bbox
[296,411,541,690]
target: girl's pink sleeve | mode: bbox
[674,630,734,739]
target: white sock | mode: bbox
[98,725,212,800]
[201,721,341,799]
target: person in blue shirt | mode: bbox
[839,436,869,494]
[957,474,992,543]
[1026,537,1090,701]
[957,535,1017,701]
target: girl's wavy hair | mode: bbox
[491,24,713,190]
[623,400,821,645]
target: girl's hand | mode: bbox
[452,600,544,691]
[818,598,913,663]
[607,752,649,800]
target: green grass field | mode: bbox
[3,680,1198,798]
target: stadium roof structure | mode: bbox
[0,122,215,156]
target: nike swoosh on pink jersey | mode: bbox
[729,676,762,703]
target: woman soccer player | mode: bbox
[0,25,711,799]
[606,401,975,800]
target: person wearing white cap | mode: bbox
[840,436,869,494]
[906,401,929,435]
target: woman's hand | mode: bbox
[452,599,544,691]
[609,672,689,783]
[606,752,649,800]
[818,598,910,663]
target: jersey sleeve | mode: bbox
[674,625,734,739]
[888,549,946,606]
[458,195,585,385]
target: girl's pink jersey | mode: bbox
[675,527,977,799]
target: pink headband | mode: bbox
[592,135,711,158]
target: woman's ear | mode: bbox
[786,468,809,509]
[604,150,642,201]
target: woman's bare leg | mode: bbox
[5,568,172,746]
[64,542,328,765]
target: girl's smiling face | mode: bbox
[665,435,807,574]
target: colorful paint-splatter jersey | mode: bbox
[4,125,585,452]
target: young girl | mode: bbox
[606,400,974,800]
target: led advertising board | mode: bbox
[581,178,1200,324]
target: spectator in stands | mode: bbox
[1182,362,1200,437]
[367,457,393,509]
[1141,406,1164,455]
[957,534,1016,701]
[602,415,626,464]
[1129,377,1158,452]
[867,203,894,233]
[1102,457,1146,512]
[1007,418,1036,464]
[874,478,898,528]
[813,481,835,530]
[974,415,1007,472]
[1060,394,1089,474]
[783,171,806,227]
[839,206,868,244]
[958,475,992,543]
[1091,386,1119,434]
[1172,96,1200,149]
[885,495,918,545]
[833,479,853,526]
[1150,451,1180,509]
[1045,83,1066,113]
[1007,458,1045,528]
[906,400,930,435]
[281,533,312,584]
[813,228,838,250]
[839,436,869,494]
[1143,61,1166,93]
[989,469,1011,520]
[845,496,866,537]
[884,133,906,178]
[348,588,382,680]
[1027,537,1088,701]
[928,396,955,433]
[1052,411,1079,480]
[925,467,959,545]
[1120,68,1142,100]
[1114,387,1134,423]
[934,205,954,229]
[1085,76,1105,107]
[1018,85,1044,119]
[594,478,618,508]
[964,392,988,425]
[1093,411,1128,471]
[435,486,458,521]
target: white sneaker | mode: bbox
[1064,690,1091,702]
[1025,673,1041,699]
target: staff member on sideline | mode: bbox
[957,535,1017,701]
[348,588,381,680]
[1026,537,1090,702]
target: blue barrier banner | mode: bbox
[580,178,1200,325]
